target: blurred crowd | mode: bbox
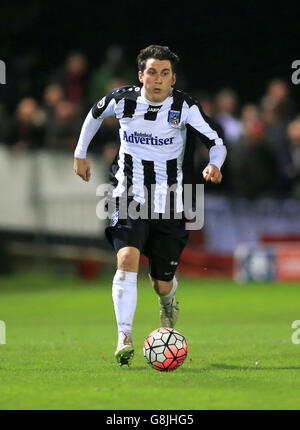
[0,45,300,199]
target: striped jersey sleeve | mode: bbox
[186,100,227,170]
[74,90,117,159]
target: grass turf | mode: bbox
[0,273,300,410]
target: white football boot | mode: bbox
[114,332,134,366]
[159,296,179,328]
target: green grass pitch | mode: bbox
[1,273,300,410]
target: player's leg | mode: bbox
[149,275,179,328]
[145,218,189,328]
[113,246,140,365]
[106,219,149,365]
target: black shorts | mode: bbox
[105,214,189,281]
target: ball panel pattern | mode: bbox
[143,328,188,371]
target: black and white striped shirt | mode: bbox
[75,85,226,213]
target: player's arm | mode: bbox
[74,94,116,182]
[186,102,227,184]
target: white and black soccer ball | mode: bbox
[143,327,188,371]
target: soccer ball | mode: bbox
[143,327,188,371]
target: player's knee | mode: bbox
[149,276,173,295]
[117,247,140,272]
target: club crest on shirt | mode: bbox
[168,110,181,125]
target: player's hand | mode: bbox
[202,164,222,184]
[74,158,91,182]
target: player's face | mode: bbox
[138,58,176,103]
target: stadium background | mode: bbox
[1,1,300,412]
[1,2,300,281]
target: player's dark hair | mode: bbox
[137,45,180,73]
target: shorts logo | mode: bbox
[168,110,181,125]
[97,96,106,109]
[111,209,119,227]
